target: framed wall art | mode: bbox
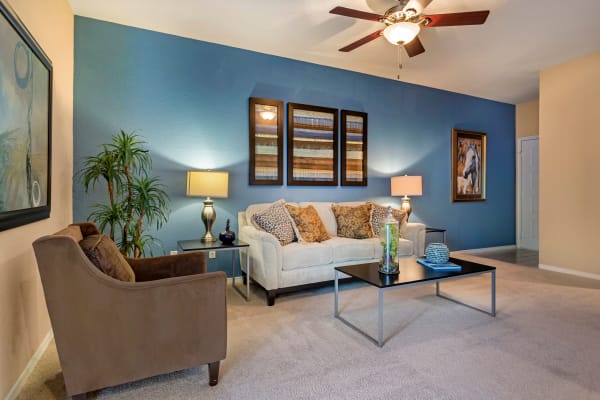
[287,103,338,186]
[452,128,486,202]
[249,97,283,185]
[0,1,52,231]
[340,110,367,186]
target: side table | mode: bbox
[177,239,250,301]
[425,227,447,244]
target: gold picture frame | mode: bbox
[452,128,486,202]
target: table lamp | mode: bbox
[391,175,422,221]
[187,171,229,242]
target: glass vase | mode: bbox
[378,206,399,274]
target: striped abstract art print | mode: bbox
[249,98,283,185]
[341,110,367,186]
[287,103,338,186]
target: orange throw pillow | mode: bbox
[285,204,331,243]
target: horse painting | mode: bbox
[452,129,486,201]
[462,144,480,194]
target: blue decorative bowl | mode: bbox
[425,243,449,264]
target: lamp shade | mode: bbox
[391,175,422,196]
[186,171,229,198]
[383,22,421,45]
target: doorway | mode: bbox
[517,136,539,250]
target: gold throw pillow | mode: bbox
[285,204,331,243]
[331,203,374,239]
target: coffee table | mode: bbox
[334,257,496,347]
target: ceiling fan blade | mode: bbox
[329,6,383,22]
[339,30,383,52]
[422,10,490,27]
[404,36,425,57]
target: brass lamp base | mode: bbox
[400,195,412,221]
[201,198,217,242]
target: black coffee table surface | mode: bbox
[335,257,495,288]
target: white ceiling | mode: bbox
[68,0,600,104]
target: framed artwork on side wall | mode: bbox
[452,128,486,202]
[340,110,367,186]
[287,103,338,186]
[249,97,284,185]
[0,1,52,231]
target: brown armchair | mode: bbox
[32,222,227,399]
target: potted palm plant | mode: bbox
[79,130,169,258]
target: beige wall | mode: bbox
[539,52,600,276]
[0,0,73,397]
[516,99,539,138]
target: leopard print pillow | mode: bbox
[331,203,374,239]
[369,202,407,237]
[285,204,330,243]
[251,199,296,246]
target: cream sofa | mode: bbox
[238,201,426,305]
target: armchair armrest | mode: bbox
[126,252,206,282]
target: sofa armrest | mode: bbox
[402,222,426,257]
[239,224,282,291]
[126,252,206,282]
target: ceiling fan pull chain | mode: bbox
[397,45,403,80]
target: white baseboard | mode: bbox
[453,245,516,254]
[4,331,53,400]
[539,264,600,281]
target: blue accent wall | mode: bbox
[74,17,515,273]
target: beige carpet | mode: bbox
[16,253,600,399]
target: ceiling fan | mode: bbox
[330,0,490,57]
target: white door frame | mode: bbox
[516,135,539,249]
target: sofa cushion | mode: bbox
[331,203,374,239]
[397,238,414,257]
[79,234,136,282]
[251,199,296,246]
[328,237,379,262]
[282,242,333,271]
[285,204,330,243]
[369,202,407,237]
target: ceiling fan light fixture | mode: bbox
[259,106,277,121]
[383,22,420,45]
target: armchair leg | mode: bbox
[208,361,220,386]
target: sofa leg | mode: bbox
[267,290,277,306]
[208,361,220,386]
